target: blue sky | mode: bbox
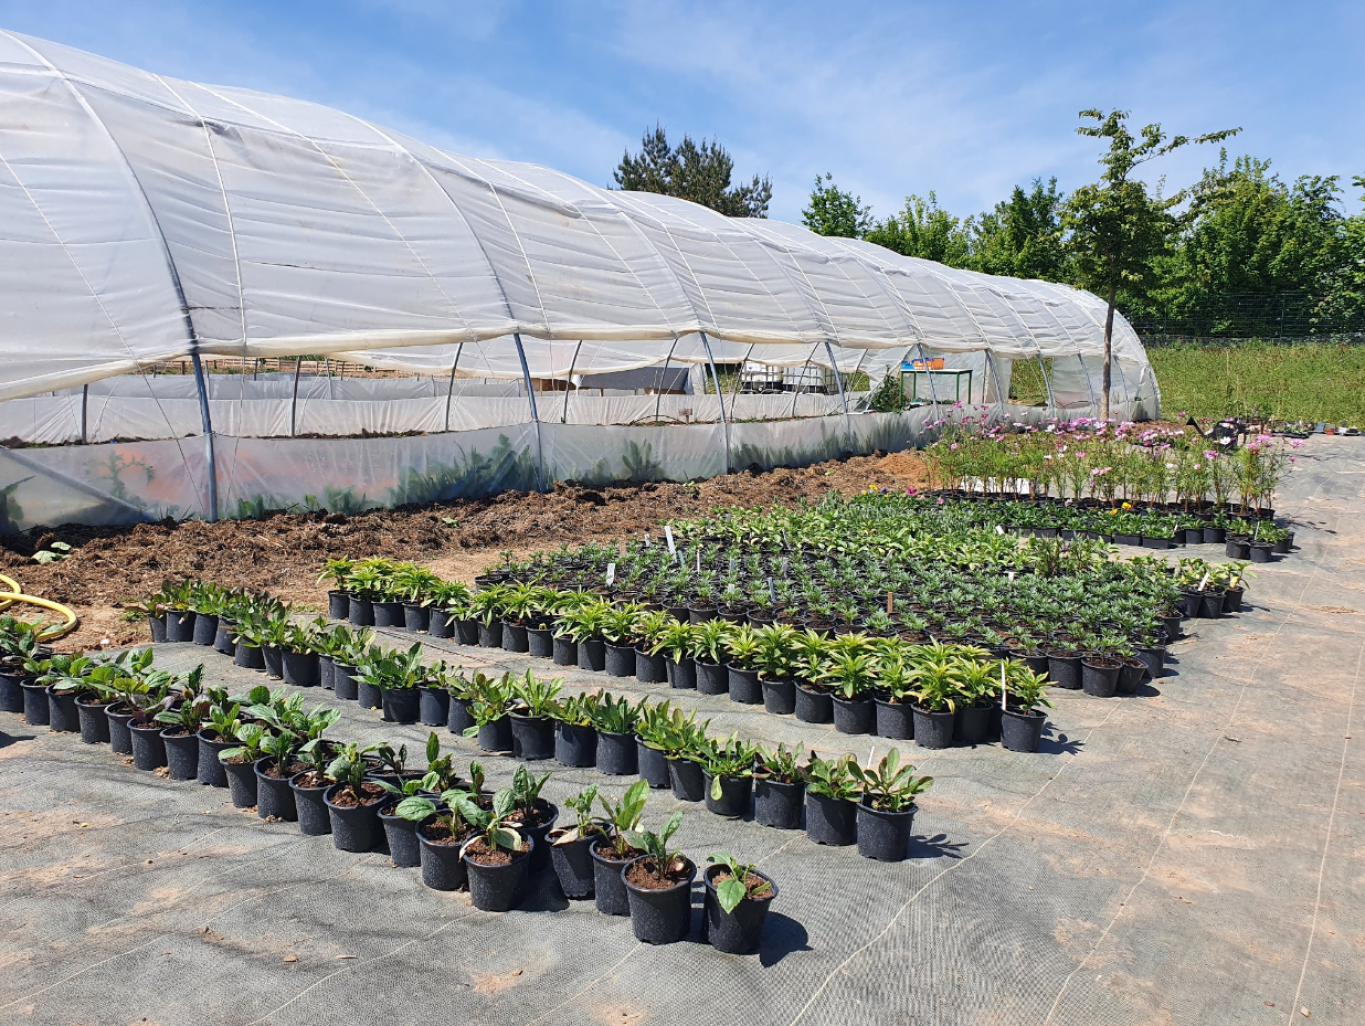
[4,0,1361,223]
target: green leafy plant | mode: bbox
[707,852,773,913]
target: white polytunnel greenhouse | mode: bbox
[0,30,1159,532]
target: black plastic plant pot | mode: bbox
[832,695,875,735]
[528,626,554,659]
[954,704,992,745]
[419,686,450,727]
[762,678,796,715]
[262,646,284,680]
[590,842,634,916]
[1001,708,1046,752]
[1224,587,1245,613]
[549,832,597,899]
[329,662,357,701]
[636,740,671,789]
[324,785,384,852]
[192,613,219,646]
[805,791,857,846]
[447,696,474,736]
[282,650,319,688]
[373,601,404,629]
[348,595,375,626]
[165,610,196,643]
[754,778,804,830]
[519,802,559,874]
[1117,660,1146,695]
[502,622,529,653]
[381,687,420,724]
[555,722,597,767]
[328,590,349,620]
[1178,591,1203,618]
[874,698,914,740]
[162,730,199,780]
[1203,525,1227,544]
[221,757,259,808]
[604,642,635,677]
[255,760,298,820]
[477,717,514,753]
[357,679,382,711]
[510,713,555,761]
[1249,541,1275,563]
[147,612,168,644]
[455,619,480,646]
[912,706,955,750]
[196,731,233,787]
[428,610,455,639]
[1183,527,1205,546]
[403,603,430,633]
[1199,591,1226,618]
[794,684,833,723]
[105,706,134,754]
[704,772,752,819]
[668,757,707,802]
[1047,652,1082,689]
[0,671,26,713]
[318,656,335,691]
[695,660,728,695]
[234,642,265,671]
[596,730,638,776]
[552,634,578,666]
[46,688,80,733]
[1081,661,1120,698]
[379,804,422,867]
[21,681,49,726]
[623,857,696,945]
[77,698,110,744]
[130,722,168,771]
[1135,646,1164,680]
[856,799,916,862]
[577,638,606,672]
[418,828,469,890]
[704,864,777,954]
[464,841,534,912]
[1226,538,1252,559]
[477,621,501,648]
[728,666,763,705]
[289,773,333,836]
[1273,536,1293,555]
[666,657,697,689]
[636,648,667,683]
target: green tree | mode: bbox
[970,178,1070,282]
[802,173,873,238]
[1312,174,1365,331]
[865,192,973,266]
[613,124,772,218]
[1063,108,1240,418]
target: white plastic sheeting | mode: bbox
[0,30,1155,405]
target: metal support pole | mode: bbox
[324,357,333,399]
[513,333,546,492]
[1077,354,1097,411]
[444,345,462,432]
[79,384,89,445]
[729,344,755,423]
[916,344,942,412]
[1036,354,1055,413]
[699,332,730,473]
[289,357,302,437]
[823,339,855,454]
[652,336,680,424]
[190,352,218,523]
[789,343,822,418]
[560,340,583,424]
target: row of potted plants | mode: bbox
[0,634,779,952]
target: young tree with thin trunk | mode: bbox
[1063,109,1240,419]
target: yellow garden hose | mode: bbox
[0,573,79,642]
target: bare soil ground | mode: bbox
[1,451,928,650]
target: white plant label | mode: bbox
[696,549,702,573]
[996,525,1005,535]
[1198,571,1210,592]
[729,556,736,574]
[768,577,776,602]
[665,525,676,553]
[886,591,894,615]
[643,533,651,547]
[605,562,616,585]
[1001,661,1008,710]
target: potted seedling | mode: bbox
[253,700,337,822]
[622,811,694,945]
[910,647,962,749]
[469,585,508,648]
[753,743,806,830]
[219,722,268,809]
[820,645,877,735]
[951,659,998,743]
[723,625,764,705]
[703,852,777,954]
[803,753,861,846]
[453,788,534,912]
[753,623,799,715]
[591,693,642,776]
[506,765,559,873]
[1080,633,1124,698]
[851,748,933,862]
[703,735,759,819]
[462,672,515,752]
[35,654,93,734]
[553,692,599,768]
[589,780,649,916]
[508,670,562,761]
[871,648,915,740]
[323,741,388,852]
[601,604,643,677]
[549,785,606,899]
[792,630,835,724]
[1001,664,1053,753]
[691,619,731,695]
[563,601,609,672]
[396,784,477,889]
[633,700,676,789]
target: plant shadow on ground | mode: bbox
[907,832,968,860]
[522,873,572,913]
[758,913,811,967]
[0,730,34,752]
[1038,731,1084,756]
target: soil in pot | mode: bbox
[21,681,49,727]
[332,663,359,701]
[418,820,473,889]
[373,601,404,629]
[356,679,382,711]
[255,759,301,821]
[604,642,636,677]
[328,590,349,619]
[477,717,514,753]
[447,695,475,736]
[1117,658,1146,695]
[508,799,560,874]
[805,791,857,846]
[477,621,502,648]
[754,778,804,830]
[196,730,233,786]
[234,642,265,671]
[555,722,597,767]
[105,705,134,755]
[856,798,917,862]
[510,713,555,761]
[403,603,430,633]
[552,634,578,666]
[1224,586,1245,613]
[428,609,456,639]
[165,610,196,643]
[463,836,534,912]
[624,856,696,945]
[635,648,666,684]
[161,728,199,780]
[214,619,236,655]
[527,626,554,659]
[324,782,387,852]
[1001,707,1046,752]
[549,829,601,899]
[289,771,334,836]
[220,753,260,808]
[282,650,319,688]
[704,864,776,954]
[455,619,480,646]
[1080,659,1120,698]
[596,730,638,775]
[1199,591,1226,618]
[348,595,375,626]
[590,840,640,916]
[262,646,284,680]
[912,706,955,749]
[502,622,529,653]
